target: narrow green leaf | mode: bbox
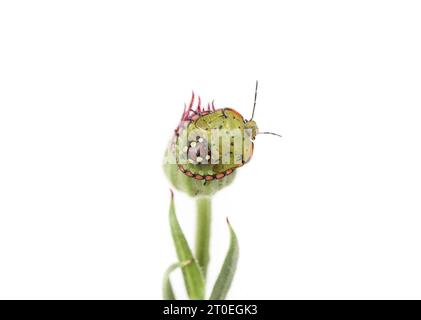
[169,190,205,300]
[209,218,239,300]
[163,260,192,300]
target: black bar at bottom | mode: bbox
[0,300,416,319]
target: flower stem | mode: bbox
[195,196,212,279]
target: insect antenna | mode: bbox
[258,131,282,138]
[250,80,258,121]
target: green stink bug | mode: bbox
[173,81,281,182]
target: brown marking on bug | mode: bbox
[177,164,237,182]
[216,173,225,180]
[225,108,244,120]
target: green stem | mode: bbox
[195,196,212,279]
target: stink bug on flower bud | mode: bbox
[171,81,281,184]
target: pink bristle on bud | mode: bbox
[188,91,195,112]
[183,91,195,120]
[181,103,187,121]
[197,96,201,112]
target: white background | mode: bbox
[1,1,421,299]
